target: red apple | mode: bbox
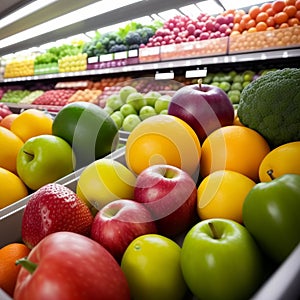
[168,81,234,142]
[134,164,199,238]
[91,199,157,263]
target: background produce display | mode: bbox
[0,66,299,299]
[0,0,300,298]
[1,0,299,78]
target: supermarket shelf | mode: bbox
[1,48,299,83]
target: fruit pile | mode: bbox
[82,21,162,57]
[32,89,76,106]
[67,89,102,103]
[58,53,88,73]
[0,68,300,300]
[4,59,35,78]
[230,0,300,34]
[0,90,31,104]
[102,85,174,131]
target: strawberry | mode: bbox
[22,183,94,249]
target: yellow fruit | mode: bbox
[0,127,24,174]
[197,170,256,223]
[76,158,137,210]
[200,125,270,182]
[259,141,300,182]
[0,167,28,209]
[125,115,201,177]
[11,109,53,142]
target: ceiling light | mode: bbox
[179,4,201,19]
[219,0,266,9]
[158,9,183,20]
[0,0,59,30]
[0,0,143,50]
[196,1,224,15]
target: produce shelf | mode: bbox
[1,49,299,83]
[0,146,300,300]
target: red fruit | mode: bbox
[21,183,94,249]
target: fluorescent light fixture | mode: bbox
[220,0,266,9]
[0,0,143,50]
[0,0,59,30]
[179,4,201,19]
[196,1,224,15]
[132,16,153,25]
[158,9,183,21]
[150,13,165,22]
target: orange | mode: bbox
[200,125,270,182]
[249,6,261,19]
[0,126,24,174]
[272,0,286,12]
[274,11,289,23]
[0,243,31,297]
[296,0,300,9]
[256,11,269,22]
[259,141,300,182]
[256,21,268,31]
[261,2,272,12]
[288,17,300,25]
[284,5,297,16]
[285,0,296,5]
[0,167,28,208]
[0,114,19,130]
[197,170,256,223]
[266,16,276,26]
[10,109,53,142]
[125,115,201,177]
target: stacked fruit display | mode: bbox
[101,82,183,131]
[4,58,35,78]
[82,21,162,57]
[58,53,88,73]
[0,90,31,104]
[0,68,300,300]
[67,89,102,103]
[32,89,76,106]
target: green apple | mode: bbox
[243,174,300,264]
[126,92,147,112]
[122,114,141,132]
[219,81,231,92]
[17,134,75,191]
[106,94,123,111]
[76,158,136,210]
[120,103,137,117]
[139,105,157,121]
[154,95,171,114]
[110,111,124,129]
[159,109,168,115]
[121,234,188,300]
[119,86,137,103]
[144,91,161,107]
[180,218,265,300]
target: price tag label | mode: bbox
[114,51,128,59]
[88,56,98,63]
[128,49,138,57]
[185,69,207,78]
[100,54,114,62]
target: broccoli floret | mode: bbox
[125,32,142,46]
[237,68,300,148]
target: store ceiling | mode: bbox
[0,0,200,56]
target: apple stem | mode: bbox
[198,78,202,88]
[267,169,275,180]
[16,257,37,274]
[208,222,220,239]
[23,150,34,158]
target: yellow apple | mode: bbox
[76,158,136,211]
[259,141,300,182]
